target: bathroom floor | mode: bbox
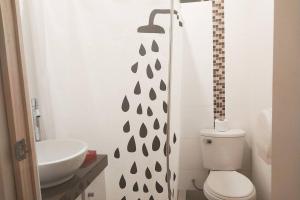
[186,190,207,200]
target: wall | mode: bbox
[178,1,214,190]
[272,0,300,199]
[225,0,273,200]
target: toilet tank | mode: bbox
[200,129,246,171]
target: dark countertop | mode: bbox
[41,155,108,200]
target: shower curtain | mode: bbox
[20,0,183,199]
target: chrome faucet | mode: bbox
[31,98,41,142]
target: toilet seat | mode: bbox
[204,171,256,200]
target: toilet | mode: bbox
[200,129,256,200]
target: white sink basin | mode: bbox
[36,139,88,188]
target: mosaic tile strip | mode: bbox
[212,0,225,120]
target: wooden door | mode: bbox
[0,0,40,199]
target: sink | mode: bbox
[36,139,88,188]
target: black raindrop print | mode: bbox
[139,123,147,138]
[123,121,130,133]
[163,101,168,113]
[155,161,162,172]
[164,142,171,156]
[179,21,183,27]
[133,182,139,192]
[163,123,167,134]
[131,62,138,73]
[173,173,176,181]
[142,143,149,157]
[151,40,159,52]
[121,196,126,200]
[160,80,166,91]
[147,107,153,116]
[156,181,163,193]
[152,136,160,151]
[139,44,146,56]
[145,167,152,179]
[134,81,141,95]
[149,196,154,200]
[119,175,126,189]
[149,88,156,101]
[130,162,137,174]
[114,148,120,159]
[143,184,149,193]
[155,59,161,70]
[122,96,130,112]
[137,104,143,115]
[173,133,177,144]
[127,136,136,152]
[146,64,154,79]
[153,118,160,130]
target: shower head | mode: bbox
[137,24,165,34]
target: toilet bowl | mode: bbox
[203,171,256,200]
[200,129,256,200]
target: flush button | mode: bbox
[204,139,212,144]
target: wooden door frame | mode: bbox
[0,0,40,199]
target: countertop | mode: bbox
[41,154,108,200]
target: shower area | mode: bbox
[20,0,214,199]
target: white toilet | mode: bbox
[200,129,256,200]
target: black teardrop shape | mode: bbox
[133,182,139,192]
[165,173,168,182]
[137,104,143,115]
[155,161,162,172]
[134,81,141,95]
[149,88,156,101]
[122,96,130,112]
[155,181,163,193]
[163,123,167,134]
[151,40,159,52]
[143,184,149,193]
[152,136,160,151]
[114,148,120,159]
[130,162,137,174]
[160,80,166,91]
[121,196,126,200]
[146,64,154,79]
[179,21,183,27]
[163,101,168,113]
[153,118,160,130]
[142,143,149,157]
[123,121,130,133]
[131,62,138,73]
[145,167,152,179]
[147,107,153,116]
[139,44,146,56]
[149,196,154,200]
[119,175,126,189]
[173,173,176,181]
[155,59,161,70]
[139,123,147,138]
[164,142,171,156]
[127,136,136,152]
[173,133,177,144]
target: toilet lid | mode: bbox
[206,171,254,198]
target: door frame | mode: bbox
[0,0,40,199]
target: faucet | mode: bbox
[31,98,41,142]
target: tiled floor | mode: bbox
[186,190,208,200]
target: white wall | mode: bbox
[225,0,273,200]
[178,1,214,190]
[272,0,300,199]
